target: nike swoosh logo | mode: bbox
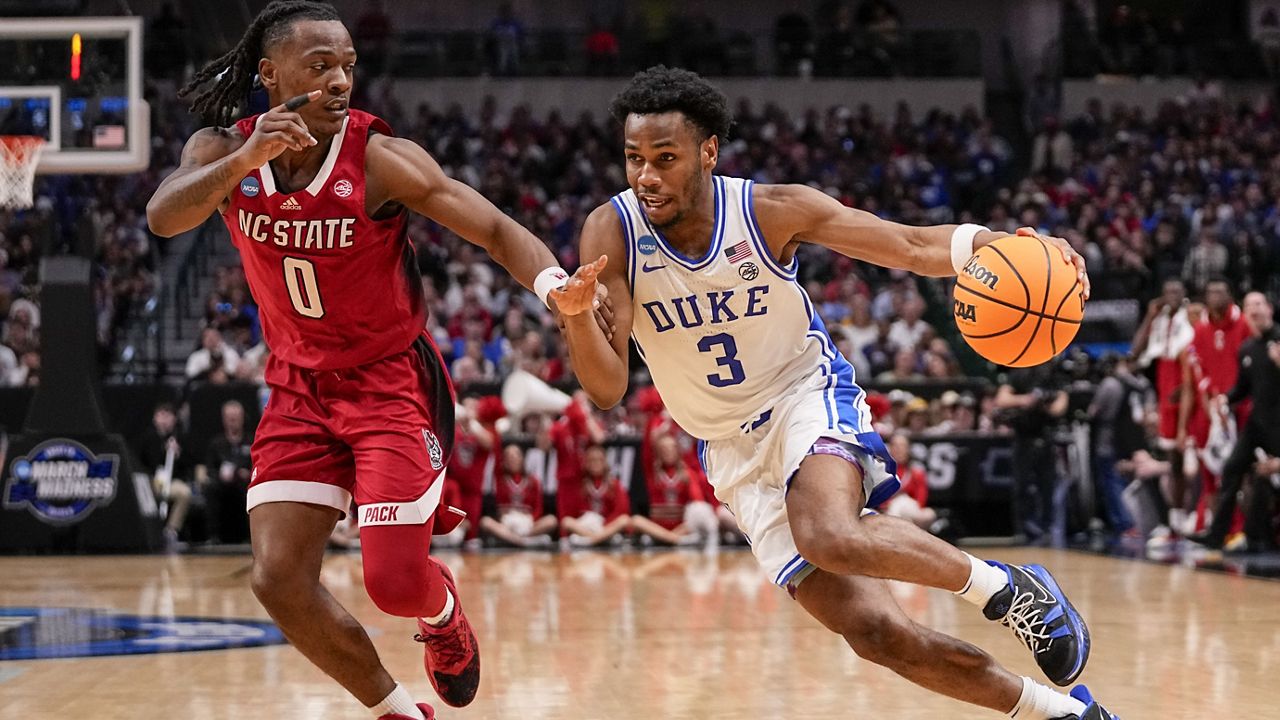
[1023,572,1057,605]
[641,263,666,273]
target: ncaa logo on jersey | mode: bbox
[240,177,260,197]
[739,262,759,281]
[422,429,444,471]
[637,235,658,255]
[333,179,354,198]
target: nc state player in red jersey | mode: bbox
[146,3,606,718]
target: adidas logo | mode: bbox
[280,197,302,210]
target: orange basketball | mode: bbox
[952,234,1086,367]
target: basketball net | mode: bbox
[0,136,45,210]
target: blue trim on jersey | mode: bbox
[742,179,799,281]
[643,176,725,271]
[779,560,813,588]
[796,284,864,435]
[696,439,708,473]
[775,553,811,587]
[775,553,804,585]
[610,195,638,290]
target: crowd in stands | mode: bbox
[149,81,1280,554]
[5,2,1280,555]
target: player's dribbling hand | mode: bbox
[238,90,323,167]
[1016,227,1090,300]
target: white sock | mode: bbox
[370,682,424,720]
[422,589,454,627]
[1008,676,1087,719]
[955,553,1008,608]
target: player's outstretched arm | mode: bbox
[367,135,561,290]
[752,183,1090,298]
[554,204,634,409]
[147,91,322,237]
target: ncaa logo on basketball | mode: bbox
[3,440,118,525]
[333,179,353,198]
[962,256,999,290]
[637,235,658,256]
[240,176,260,197]
[953,299,977,323]
[422,429,444,471]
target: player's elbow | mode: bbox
[585,382,626,411]
[146,201,181,238]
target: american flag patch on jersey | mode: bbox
[724,240,752,263]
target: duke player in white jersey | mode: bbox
[545,67,1121,720]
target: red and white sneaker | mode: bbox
[413,558,480,707]
[377,703,436,720]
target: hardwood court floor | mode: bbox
[1,548,1277,719]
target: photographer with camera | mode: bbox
[996,364,1069,545]
[1088,354,1150,540]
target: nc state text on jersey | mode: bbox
[236,209,357,250]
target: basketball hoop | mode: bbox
[0,135,45,210]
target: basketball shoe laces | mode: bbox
[414,622,470,668]
[1001,588,1054,655]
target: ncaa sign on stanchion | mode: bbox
[3,439,118,525]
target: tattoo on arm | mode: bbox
[175,160,235,207]
[169,129,239,208]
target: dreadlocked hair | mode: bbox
[178,0,341,127]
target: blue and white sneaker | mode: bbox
[1054,685,1120,719]
[983,562,1091,686]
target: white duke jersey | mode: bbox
[611,175,873,441]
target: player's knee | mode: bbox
[250,555,314,612]
[841,613,914,669]
[793,523,871,574]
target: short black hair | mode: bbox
[609,65,732,141]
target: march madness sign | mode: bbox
[3,438,119,525]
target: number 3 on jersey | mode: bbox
[697,333,745,387]
[283,257,325,318]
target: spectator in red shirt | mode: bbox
[558,444,631,547]
[452,397,500,543]
[584,16,620,75]
[480,444,557,547]
[551,392,606,496]
[879,432,937,530]
[630,433,719,547]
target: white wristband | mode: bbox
[951,223,988,275]
[534,266,570,309]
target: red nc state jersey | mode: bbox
[221,109,425,370]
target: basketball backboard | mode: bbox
[0,17,148,174]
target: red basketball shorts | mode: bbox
[246,333,456,526]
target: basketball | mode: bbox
[952,234,1085,368]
